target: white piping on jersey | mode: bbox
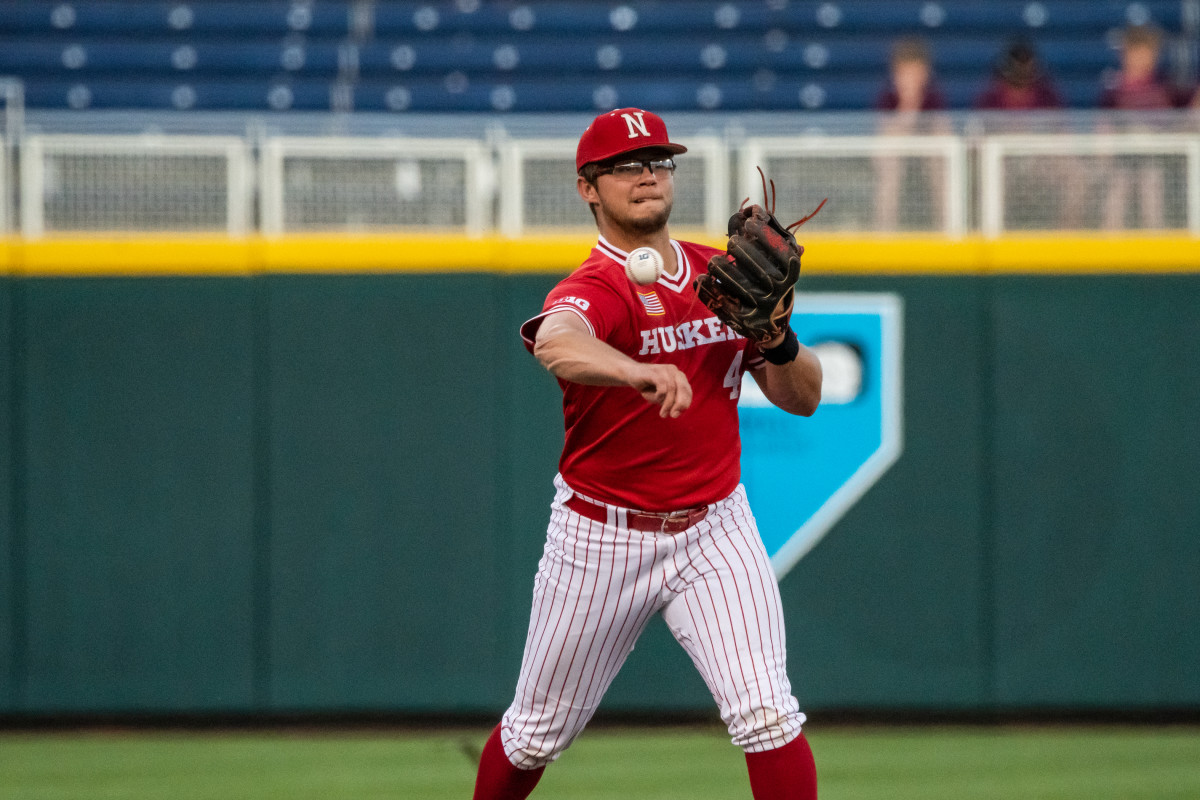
[596,235,693,295]
[520,303,596,349]
[544,303,596,336]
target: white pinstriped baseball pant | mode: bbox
[500,475,806,769]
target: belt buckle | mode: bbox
[659,509,689,533]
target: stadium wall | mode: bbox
[1,236,1198,717]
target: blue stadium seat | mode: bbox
[184,2,349,35]
[0,2,165,35]
[0,1,350,36]
[0,2,77,34]
[182,40,343,75]
[183,79,334,109]
[23,77,336,110]
[353,77,504,112]
[0,40,120,72]
[0,0,1189,112]
[1053,77,1112,107]
[357,38,508,74]
[354,73,887,114]
[1037,40,1117,73]
[775,0,1181,34]
[351,31,1111,91]
[370,2,513,36]
[358,36,776,77]
[363,1,1179,37]
[933,37,1108,73]
[0,37,343,77]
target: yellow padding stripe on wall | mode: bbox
[2,233,1198,276]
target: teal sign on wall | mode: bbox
[739,293,904,578]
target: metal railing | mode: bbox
[978,133,1200,236]
[20,133,252,237]
[6,109,1200,239]
[260,135,491,236]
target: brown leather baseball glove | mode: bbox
[694,171,825,344]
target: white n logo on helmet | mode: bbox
[621,112,651,139]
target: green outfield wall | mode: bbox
[1,266,1198,716]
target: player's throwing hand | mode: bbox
[626,362,692,418]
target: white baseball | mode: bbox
[625,247,663,285]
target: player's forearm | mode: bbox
[534,327,640,387]
[759,346,823,416]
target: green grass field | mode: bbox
[2,724,1199,799]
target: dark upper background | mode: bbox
[0,0,1196,113]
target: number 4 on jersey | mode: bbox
[723,351,744,399]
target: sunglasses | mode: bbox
[595,157,677,179]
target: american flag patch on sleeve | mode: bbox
[637,291,665,316]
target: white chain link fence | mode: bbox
[8,110,1200,238]
[20,134,251,237]
[259,136,490,236]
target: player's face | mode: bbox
[584,149,675,235]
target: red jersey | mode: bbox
[521,236,764,512]
[1099,77,1178,109]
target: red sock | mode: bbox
[472,724,545,800]
[744,732,818,800]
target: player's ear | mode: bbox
[577,175,599,204]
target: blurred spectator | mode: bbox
[973,41,1089,229]
[974,41,1063,110]
[1099,24,1178,110]
[1099,24,1178,229]
[873,38,949,231]
[875,37,946,112]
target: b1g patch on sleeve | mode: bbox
[555,296,591,312]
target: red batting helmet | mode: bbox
[575,108,688,171]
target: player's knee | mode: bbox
[501,731,566,770]
[729,706,807,752]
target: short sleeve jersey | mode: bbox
[520,236,764,512]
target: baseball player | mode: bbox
[472,108,823,800]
